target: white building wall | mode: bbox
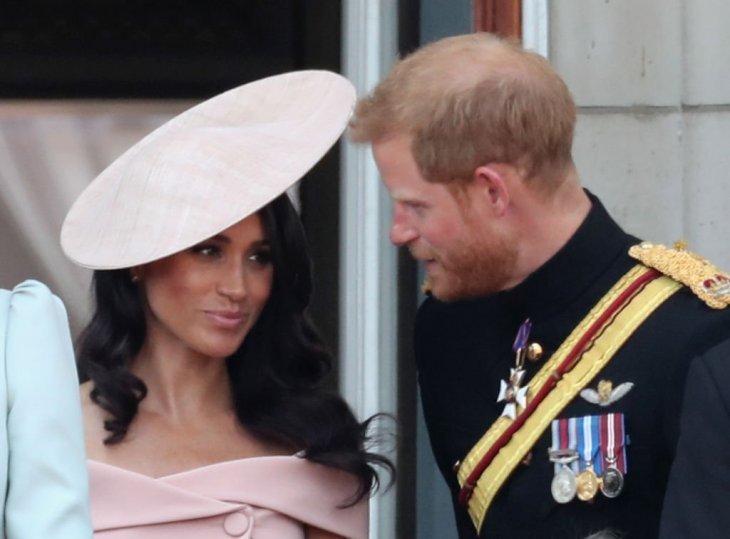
[341,2,399,538]
[550,0,730,269]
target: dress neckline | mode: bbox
[88,453,303,480]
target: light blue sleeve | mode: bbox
[3,280,93,538]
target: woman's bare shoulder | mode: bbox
[79,380,100,416]
[80,381,109,458]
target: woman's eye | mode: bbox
[191,244,221,258]
[249,249,272,266]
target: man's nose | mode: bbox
[390,220,418,246]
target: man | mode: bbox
[659,337,730,538]
[350,33,730,538]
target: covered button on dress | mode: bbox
[89,455,368,538]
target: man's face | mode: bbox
[372,134,518,301]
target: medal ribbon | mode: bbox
[551,418,579,474]
[568,418,579,474]
[576,415,602,475]
[456,265,681,532]
[513,319,532,353]
[550,419,560,474]
[592,415,603,475]
[600,413,627,473]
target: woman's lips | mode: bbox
[204,310,247,329]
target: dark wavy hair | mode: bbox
[77,193,393,502]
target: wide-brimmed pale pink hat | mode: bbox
[61,70,355,270]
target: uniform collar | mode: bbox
[493,191,636,320]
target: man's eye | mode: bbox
[407,203,426,215]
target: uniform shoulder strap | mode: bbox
[629,241,730,309]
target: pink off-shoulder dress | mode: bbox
[88,455,368,538]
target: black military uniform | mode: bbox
[415,193,730,538]
[659,338,730,539]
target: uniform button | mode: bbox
[526,342,543,362]
[223,507,253,537]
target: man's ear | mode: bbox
[472,164,511,216]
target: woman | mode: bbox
[61,71,392,538]
[0,280,92,538]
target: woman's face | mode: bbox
[138,213,273,360]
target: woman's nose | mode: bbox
[218,264,247,300]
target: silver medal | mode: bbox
[600,466,624,498]
[551,465,577,504]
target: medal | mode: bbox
[576,467,599,501]
[599,413,628,498]
[575,415,601,502]
[551,465,577,504]
[600,464,624,498]
[497,369,528,419]
[497,319,532,419]
[549,418,580,504]
[548,448,578,504]
[551,413,629,504]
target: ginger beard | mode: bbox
[415,202,518,302]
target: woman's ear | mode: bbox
[130,266,145,283]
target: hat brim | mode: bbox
[61,70,355,270]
